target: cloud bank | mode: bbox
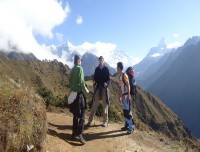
[0,0,141,68]
[0,0,70,60]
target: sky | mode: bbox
[1,0,200,64]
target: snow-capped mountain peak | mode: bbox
[146,38,171,59]
[48,41,138,69]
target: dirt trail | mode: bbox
[44,112,190,152]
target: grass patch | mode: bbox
[0,85,47,152]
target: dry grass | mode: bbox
[0,84,47,152]
[0,57,70,98]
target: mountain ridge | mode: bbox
[48,42,136,71]
[147,39,200,138]
[0,50,38,61]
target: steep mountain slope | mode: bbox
[134,87,192,139]
[134,39,172,79]
[147,40,200,138]
[0,56,70,97]
[103,77,194,141]
[136,52,171,89]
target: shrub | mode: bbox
[36,87,67,108]
[0,87,47,152]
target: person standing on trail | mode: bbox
[69,54,91,144]
[117,62,134,134]
[86,56,110,127]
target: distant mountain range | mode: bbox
[0,50,38,61]
[135,36,200,89]
[48,42,137,76]
[134,36,200,138]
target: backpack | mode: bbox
[122,67,137,97]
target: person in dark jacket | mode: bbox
[87,56,110,127]
[69,54,90,144]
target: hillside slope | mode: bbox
[108,77,194,141]
[0,56,70,97]
[147,41,200,138]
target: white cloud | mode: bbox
[0,0,70,60]
[76,16,83,25]
[167,42,182,49]
[173,33,180,37]
[56,32,64,43]
[67,41,117,58]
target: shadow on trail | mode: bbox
[48,124,128,146]
[85,124,103,129]
[48,122,72,130]
[84,129,128,141]
[47,129,84,146]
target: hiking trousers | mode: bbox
[88,88,108,124]
[122,94,134,131]
[70,92,86,136]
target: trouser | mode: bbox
[122,94,134,131]
[70,92,86,136]
[88,88,108,124]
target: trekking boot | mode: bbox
[121,126,128,131]
[71,134,77,141]
[77,134,86,144]
[127,129,134,134]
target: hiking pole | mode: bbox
[89,89,96,126]
[94,112,96,126]
[93,91,96,126]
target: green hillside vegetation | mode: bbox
[0,56,70,97]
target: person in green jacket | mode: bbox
[69,54,90,144]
